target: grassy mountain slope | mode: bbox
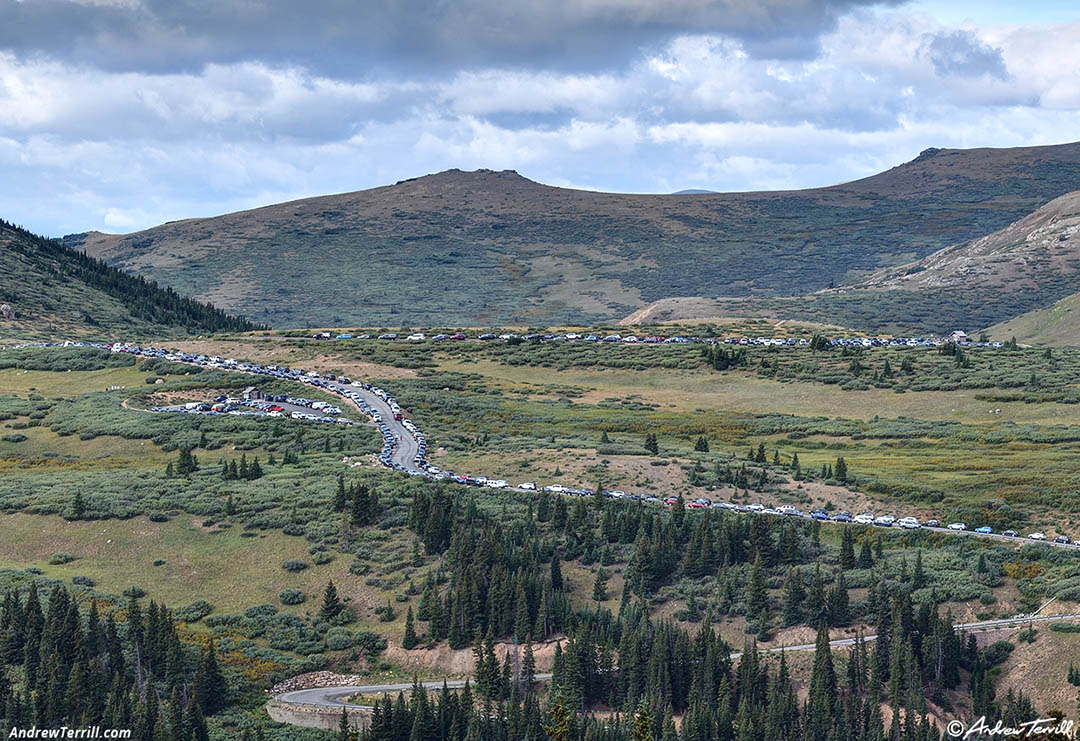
[623,187,1080,334]
[0,219,262,340]
[71,142,1080,329]
[985,292,1080,346]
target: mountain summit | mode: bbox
[69,143,1080,329]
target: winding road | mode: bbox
[273,612,1080,711]
[14,343,1080,721]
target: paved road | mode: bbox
[325,380,421,472]
[274,613,1080,711]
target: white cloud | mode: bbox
[2,6,1080,234]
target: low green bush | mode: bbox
[279,588,306,605]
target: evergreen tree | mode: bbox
[318,580,345,623]
[71,491,86,520]
[592,569,608,603]
[839,529,856,570]
[550,552,563,591]
[857,539,874,569]
[402,607,419,650]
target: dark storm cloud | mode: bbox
[925,30,1009,79]
[0,0,905,74]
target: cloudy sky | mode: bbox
[2,0,1080,236]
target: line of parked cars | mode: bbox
[309,332,1004,349]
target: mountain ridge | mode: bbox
[0,220,261,340]
[67,141,1080,329]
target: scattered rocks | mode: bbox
[269,671,368,695]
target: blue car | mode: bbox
[810,510,830,520]
[975,526,993,534]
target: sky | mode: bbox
[2,1,1080,236]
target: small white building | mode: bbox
[949,330,968,344]
[242,386,262,400]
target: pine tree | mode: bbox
[857,539,874,569]
[194,640,226,714]
[912,549,926,589]
[746,555,767,619]
[631,700,654,741]
[402,607,419,650]
[318,580,345,623]
[592,569,608,603]
[550,552,563,591]
[781,568,804,627]
[335,475,348,511]
[834,456,847,483]
[71,491,86,520]
[840,528,856,570]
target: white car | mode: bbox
[407,333,426,341]
[518,482,537,490]
[854,513,875,524]
[898,517,920,529]
[874,515,896,527]
[747,504,764,512]
[948,522,967,531]
[1028,532,1047,540]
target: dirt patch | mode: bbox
[382,636,565,677]
[994,630,1080,715]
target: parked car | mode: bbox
[1002,530,1018,537]
[1053,535,1072,544]
[1028,532,1047,540]
[853,513,875,524]
[974,526,993,534]
[948,522,967,531]
[924,519,940,528]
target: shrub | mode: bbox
[48,552,77,565]
[279,588,306,605]
[152,559,165,567]
[1049,622,1080,633]
[282,560,309,572]
[175,600,213,622]
[283,523,306,536]
[123,586,146,598]
[349,560,371,576]
[312,551,333,565]
[354,630,387,657]
[325,628,354,651]
[71,575,94,587]
[244,603,278,619]
[1,433,27,443]
[148,512,169,522]
[983,641,1014,667]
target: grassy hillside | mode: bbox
[0,219,262,341]
[624,187,1080,334]
[71,142,1080,329]
[985,292,1080,346]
